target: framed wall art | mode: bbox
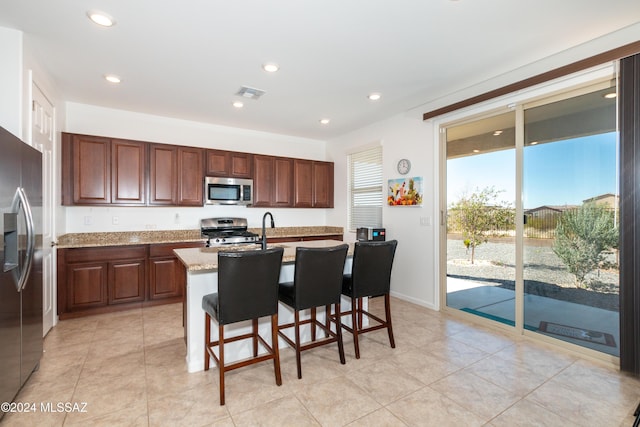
[388,176,423,206]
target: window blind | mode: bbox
[348,146,383,231]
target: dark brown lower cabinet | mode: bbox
[108,259,146,304]
[58,241,204,319]
[149,242,203,300]
[66,262,108,310]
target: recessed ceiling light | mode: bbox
[262,63,279,73]
[319,118,330,125]
[603,92,617,99]
[530,141,539,145]
[104,74,121,84]
[87,10,115,27]
[472,149,480,153]
[368,93,381,101]
[233,101,244,108]
[493,130,503,136]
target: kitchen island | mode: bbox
[174,240,360,373]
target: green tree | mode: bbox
[552,202,618,287]
[448,187,515,264]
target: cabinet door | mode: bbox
[294,159,313,207]
[108,259,146,304]
[313,161,334,208]
[274,157,293,207]
[205,149,229,176]
[229,152,253,178]
[71,134,111,204]
[112,139,146,205]
[206,150,253,178]
[149,258,182,299]
[149,242,203,301]
[253,155,274,207]
[67,262,108,310]
[177,147,204,206]
[149,144,178,205]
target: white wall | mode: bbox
[63,103,330,233]
[327,23,640,311]
[327,111,438,310]
[0,27,23,137]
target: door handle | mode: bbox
[9,187,35,292]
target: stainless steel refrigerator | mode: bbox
[0,126,43,419]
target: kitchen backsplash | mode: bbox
[63,206,329,234]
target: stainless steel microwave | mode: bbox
[204,177,253,206]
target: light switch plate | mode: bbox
[420,216,431,226]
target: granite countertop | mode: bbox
[56,226,344,249]
[174,239,354,272]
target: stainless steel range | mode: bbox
[201,217,260,247]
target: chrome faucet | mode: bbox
[261,211,275,250]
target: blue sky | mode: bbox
[447,133,618,209]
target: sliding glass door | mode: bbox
[522,82,619,356]
[443,72,620,358]
[445,111,516,326]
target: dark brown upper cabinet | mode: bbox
[177,146,204,206]
[312,161,334,208]
[62,132,332,208]
[148,143,178,205]
[294,159,334,208]
[62,133,145,206]
[294,159,313,208]
[206,149,253,178]
[111,139,146,205]
[253,155,293,207]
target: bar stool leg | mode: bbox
[324,304,331,338]
[350,297,360,359]
[385,294,395,348]
[252,318,259,357]
[294,310,302,379]
[204,313,211,371]
[310,307,317,342]
[335,302,346,364]
[219,324,225,406]
[271,313,282,386]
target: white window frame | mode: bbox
[347,144,383,231]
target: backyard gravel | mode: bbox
[446,236,619,311]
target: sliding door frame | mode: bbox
[437,64,621,364]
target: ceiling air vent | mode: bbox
[236,86,266,100]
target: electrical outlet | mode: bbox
[112,216,119,225]
[84,216,92,225]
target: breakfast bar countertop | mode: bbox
[56,226,344,249]
[174,239,354,272]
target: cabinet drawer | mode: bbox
[65,245,147,263]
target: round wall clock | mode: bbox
[397,158,411,175]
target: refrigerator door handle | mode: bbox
[9,187,35,292]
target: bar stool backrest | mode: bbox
[217,247,284,325]
[351,240,398,299]
[293,244,349,310]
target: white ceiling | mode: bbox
[1,1,639,140]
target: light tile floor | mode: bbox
[3,298,640,426]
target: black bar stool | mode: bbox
[277,244,349,379]
[337,240,398,359]
[202,247,284,405]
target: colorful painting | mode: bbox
[388,177,423,206]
